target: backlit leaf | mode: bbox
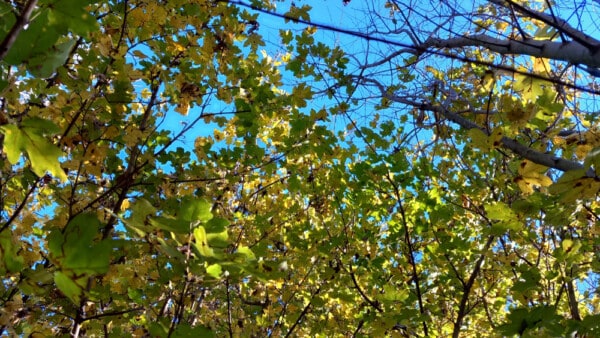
[193,226,214,257]
[0,123,67,181]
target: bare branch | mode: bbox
[423,34,600,68]
[225,0,600,96]
[359,76,586,173]
[491,0,600,52]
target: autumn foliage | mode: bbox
[2,0,600,337]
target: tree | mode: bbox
[1,0,600,337]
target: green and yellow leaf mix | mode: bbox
[1,0,600,336]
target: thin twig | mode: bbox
[284,286,321,338]
[80,306,144,322]
[0,176,39,233]
[452,235,495,338]
[348,264,383,312]
[223,0,600,96]
[0,0,39,60]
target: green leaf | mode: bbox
[193,226,214,257]
[54,271,83,304]
[3,10,58,65]
[180,197,213,222]
[511,268,541,294]
[128,288,143,304]
[206,228,228,246]
[485,202,515,220]
[534,26,557,39]
[584,147,600,172]
[205,217,229,233]
[206,263,222,278]
[106,79,134,104]
[21,117,62,133]
[49,213,111,275]
[156,237,186,260]
[150,216,191,234]
[380,284,408,303]
[28,39,76,77]
[554,239,582,262]
[0,231,24,273]
[498,306,565,336]
[46,0,98,36]
[485,202,521,233]
[549,169,599,201]
[467,128,500,151]
[123,198,157,236]
[0,122,67,181]
[64,240,112,275]
[0,2,16,37]
[148,319,170,338]
[515,75,546,101]
[235,246,256,262]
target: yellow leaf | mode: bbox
[97,35,113,57]
[173,43,186,52]
[576,144,592,160]
[549,169,600,201]
[515,160,551,194]
[120,199,130,212]
[141,88,152,100]
[495,21,509,31]
[306,26,317,35]
[481,70,495,92]
[468,127,502,151]
[533,57,550,74]
[518,159,546,176]
[122,127,143,147]
[468,128,490,150]
[175,100,190,116]
[489,127,503,148]
[583,129,600,146]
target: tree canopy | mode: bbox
[2,0,600,337]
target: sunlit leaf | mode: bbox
[206,263,222,278]
[193,226,214,257]
[0,123,67,181]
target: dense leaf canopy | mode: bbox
[2,0,600,337]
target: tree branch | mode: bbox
[566,274,582,321]
[387,176,428,336]
[359,76,587,173]
[453,235,495,338]
[0,176,39,233]
[0,0,38,60]
[284,286,321,338]
[80,306,144,322]
[226,277,234,338]
[422,34,600,68]
[348,264,383,313]
[491,0,600,52]
[224,0,600,95]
